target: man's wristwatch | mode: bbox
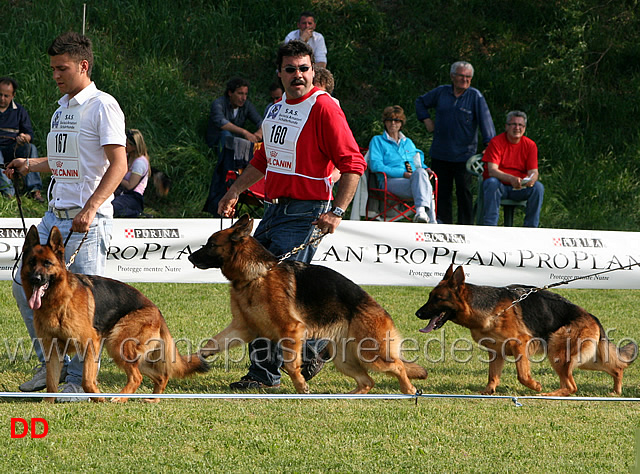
[330,206,345,218]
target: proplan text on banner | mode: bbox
[1,218,639,288]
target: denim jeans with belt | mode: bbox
[244,198,330,386]
[12,210,113,385]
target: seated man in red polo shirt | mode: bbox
[482,110,544,227]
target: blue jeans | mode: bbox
[0,145,43,196]
[13,211,113,385]
[245,199,330,386]
[482,177,544,227]
[387,168,436,223]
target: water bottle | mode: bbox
[413,152,422,170]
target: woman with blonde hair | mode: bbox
[112,128,150,217]
[368,105,436,223]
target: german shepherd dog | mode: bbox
[188,215,428,394]
[21,225,208,402]
[416,265,637,396]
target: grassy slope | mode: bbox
[1,0,640,228]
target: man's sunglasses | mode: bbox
[283,65,312,74]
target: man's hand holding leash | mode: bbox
[217,164,264,218]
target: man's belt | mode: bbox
[50,207,82,219]
[268,197,296,205]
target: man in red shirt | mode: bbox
[218,40,366,389]
[481,110,544,227]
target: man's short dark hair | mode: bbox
[269,81,283,93]
[48,32,94,76]
[0,77,18,93]
[277,40,315,71]
[300,11,315,21]
[226,77,249,95]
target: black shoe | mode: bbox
[301,348,330,381]
[229,375,280,390]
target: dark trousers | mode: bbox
[430,158,473,225]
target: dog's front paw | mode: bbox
[480,386,496,395]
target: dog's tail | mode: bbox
[402,361,428,380]
[151,168,171,197]
[601,338,638,369]
[162,322,210,377]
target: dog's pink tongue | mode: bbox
[28,285,47,310]
[419,316,440,334]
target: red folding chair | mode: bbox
[225,169,265,217]
[364,148,438,222]
[223,143,266,217]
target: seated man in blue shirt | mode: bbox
[204,77,263,215]
[205,77,263,154]
[415,61,495,225]
[0,77,43,201]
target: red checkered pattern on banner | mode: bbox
[124,229,135,238]
[415,232,425,242]
[553,238,562,246]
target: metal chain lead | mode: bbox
[66,231,89,269]
[277,227,326,263]
[495,261,640,318]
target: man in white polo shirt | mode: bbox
[7,31,128,402]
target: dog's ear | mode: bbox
[444,264,454,280]
[231,214,254,241]
[451,266,466,288]
[22,225,41,256]
[47,226,66,262]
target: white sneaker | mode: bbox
[19,363,67,392]
[56,383,89,403]
[414,208,429,223]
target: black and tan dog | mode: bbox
[416,264,637,396]
[21,225,208,402]
[188,215,427,394]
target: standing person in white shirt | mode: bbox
[6,31,128,402]
[284,11,328,68]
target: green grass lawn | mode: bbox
[0,281,639,472]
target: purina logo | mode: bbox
[0,228,26,239]
[552,237,604,248]
[415,231,467,244]
[124,228,180,239]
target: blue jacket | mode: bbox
[415,85,495,163]
[0,100,33,148]
[368,132,425,188]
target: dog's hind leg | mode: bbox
[376,360,417,395]
[138,356,169,403]
[333,350,375,394]
[108,337,144,403]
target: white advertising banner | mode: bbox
[1,218,640,288]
